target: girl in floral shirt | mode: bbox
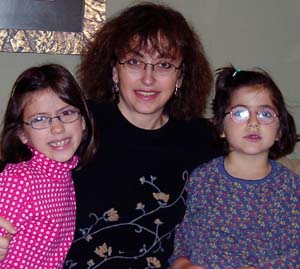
[0,64,96,268]
[170,66,300,269]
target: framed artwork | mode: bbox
[0,0,106,55]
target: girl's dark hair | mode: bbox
[78,2,212,119]
[0,64,97,169]
[212,65,298,159]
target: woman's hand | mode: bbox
[171,257,205,269]
[172,264,205,269]
[0,217,16,260]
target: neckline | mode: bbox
[112,102,173,134]
[219,156,274,184]
[28,147,78,179]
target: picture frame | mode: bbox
[0,0,106,55]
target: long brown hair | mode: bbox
[0,64,97,169]
[78,2,212,120]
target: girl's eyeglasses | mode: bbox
[224,106,279,125]
[23,110,81,130]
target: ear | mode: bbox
[220,130,226,138]
[112,66,119,83]
[81,117,86,131]
[275,128,281,141]
[17,129,29,144]
[176,74,183,89]
[176,64,185,88]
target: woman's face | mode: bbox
[112,47,183,129]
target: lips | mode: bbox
[49,138,70,148]
[134,90,159,100]
[244,134,261,141]
[136,90,156,96]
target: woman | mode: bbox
[0,3,220,269]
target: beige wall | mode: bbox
[0,53,80,117]
[0,0,300,156]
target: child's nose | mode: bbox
[50,118,65,133]
[247,112,259,128]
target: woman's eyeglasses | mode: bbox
[118,58,182,76]
[224,106,279,125]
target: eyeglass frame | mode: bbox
[118,59,182,74]
[223,105,279,125]
[22,111,81,130]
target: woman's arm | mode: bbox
[171,256,205,269]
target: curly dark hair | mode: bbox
[212,65,298,159]
[0,64,97,169]
[78,2,212,119]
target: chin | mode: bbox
[47,153,74,163]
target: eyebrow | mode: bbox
[231,104,277,111]
[26,105,75,119]
[126,50,143,57]
[124,49,176,60]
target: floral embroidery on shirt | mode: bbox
[65,171,189,269]
[153,192,170,203]
[146,256,161,268]
[94,243,112,258]
[104,208,119,222]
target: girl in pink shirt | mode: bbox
[0,64,96,268]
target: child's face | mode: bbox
[222,86,280,158]
[18,88,86,162]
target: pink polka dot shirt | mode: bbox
[0,148,78,269]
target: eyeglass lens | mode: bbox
[230,106,277,124]
[119,59,180,74]
[29,111,80,129]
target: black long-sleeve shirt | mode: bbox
[64,101,220,269]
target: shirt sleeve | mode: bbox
[255,173,300,269]
[0,173,52,268]
[0,173,32,267]
[0,174,30,236]
[169,168,201,265]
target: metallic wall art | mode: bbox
[0,0,106,55]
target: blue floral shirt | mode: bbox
[171,156,300,269]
